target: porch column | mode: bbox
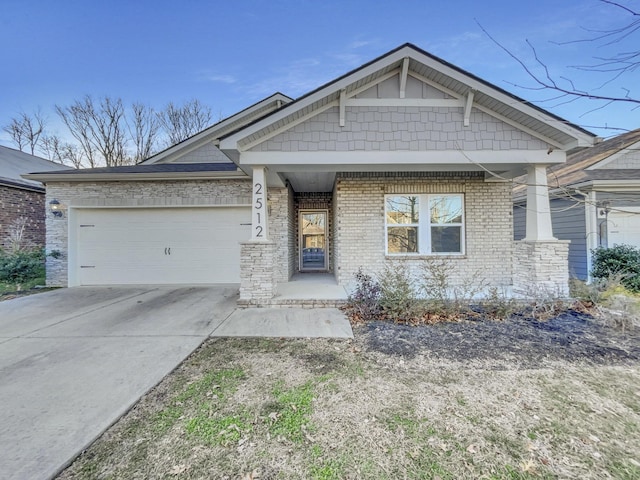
[239,166,277,304]
[524,164,555,241]
[251,166,269,240]
[513,164,570,297]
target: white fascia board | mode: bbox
[144,93,292,164]
[240,149,565,166]
[568,179,640,191]
[22,171,249,183]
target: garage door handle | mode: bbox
[164,247,167,255]
[168,247,171,255]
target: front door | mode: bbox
[299,210,328,271]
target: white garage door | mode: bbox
[608,207,640,250]
[75,207,251,285]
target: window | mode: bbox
[385,194,464,255]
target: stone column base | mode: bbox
[239,241,277,303]
[513,240,570,298]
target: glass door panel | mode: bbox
[300,211,327,271]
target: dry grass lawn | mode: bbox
[58,322,640,480]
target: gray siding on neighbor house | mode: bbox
[514,197,588,280]
[596,149,640,169]
[595,191,640,206]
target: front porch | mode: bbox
[238,272,348,308]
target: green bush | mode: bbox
[0,249,46,283]
[591,245,640,293]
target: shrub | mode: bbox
[419,258,487,316]
[377,263,418,322]
[346,268,381,321]
[591,245,640,293]
[0,249,46,283]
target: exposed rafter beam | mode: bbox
[346,98,463,108]
[339,89,346,127]
[399,57,409,98]
[463,89,475,127]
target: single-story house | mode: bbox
[514,128,640,280]
[0,145,70,250]
[26,43,597,302]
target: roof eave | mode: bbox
[142,93,293,165]
[567,179,640,191]
[22,170,250,183]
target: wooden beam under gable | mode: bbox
[339,89,346,127]
[464,89,475,127]
[399,57,409,98]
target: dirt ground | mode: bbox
[57,312,640,480]
[360,309,640,367]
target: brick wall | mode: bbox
[0,185,46,250]
[333,172,514,288]
[249,107,549,152]
[45,179,252,286]
[266,186,290,282]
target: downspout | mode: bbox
[575,189,597,282]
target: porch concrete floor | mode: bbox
[274,273,348,301]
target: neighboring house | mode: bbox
[514,129,640,280]
[0,145,69,250]
[26,44,596,302]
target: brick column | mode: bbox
[513,240,570,297]
[239,240,277,304]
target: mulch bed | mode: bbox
[355,309,640,367]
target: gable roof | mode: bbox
[220,43,595,155]
[0,145,70,191]
[513,128,640,199]
[141,93,293,164]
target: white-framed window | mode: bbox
[385,194,464,255]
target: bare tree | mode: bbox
[479,0,639,126]
[158,99,212,145]
[55,95,130,167]
[39,135,85,169]
[127,103,160,163]
[2,111,46,154]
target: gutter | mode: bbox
[22,170,250,183]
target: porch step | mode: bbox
[238,298,347,308]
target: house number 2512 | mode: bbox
[254,182,264,237]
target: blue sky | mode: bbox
[0,0,637,146]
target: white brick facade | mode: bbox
[45,179,252,286]
[333,172,514,287]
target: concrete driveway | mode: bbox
[0,286,238,480]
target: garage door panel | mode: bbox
[75,207,250,285]
[608,209,640,250]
